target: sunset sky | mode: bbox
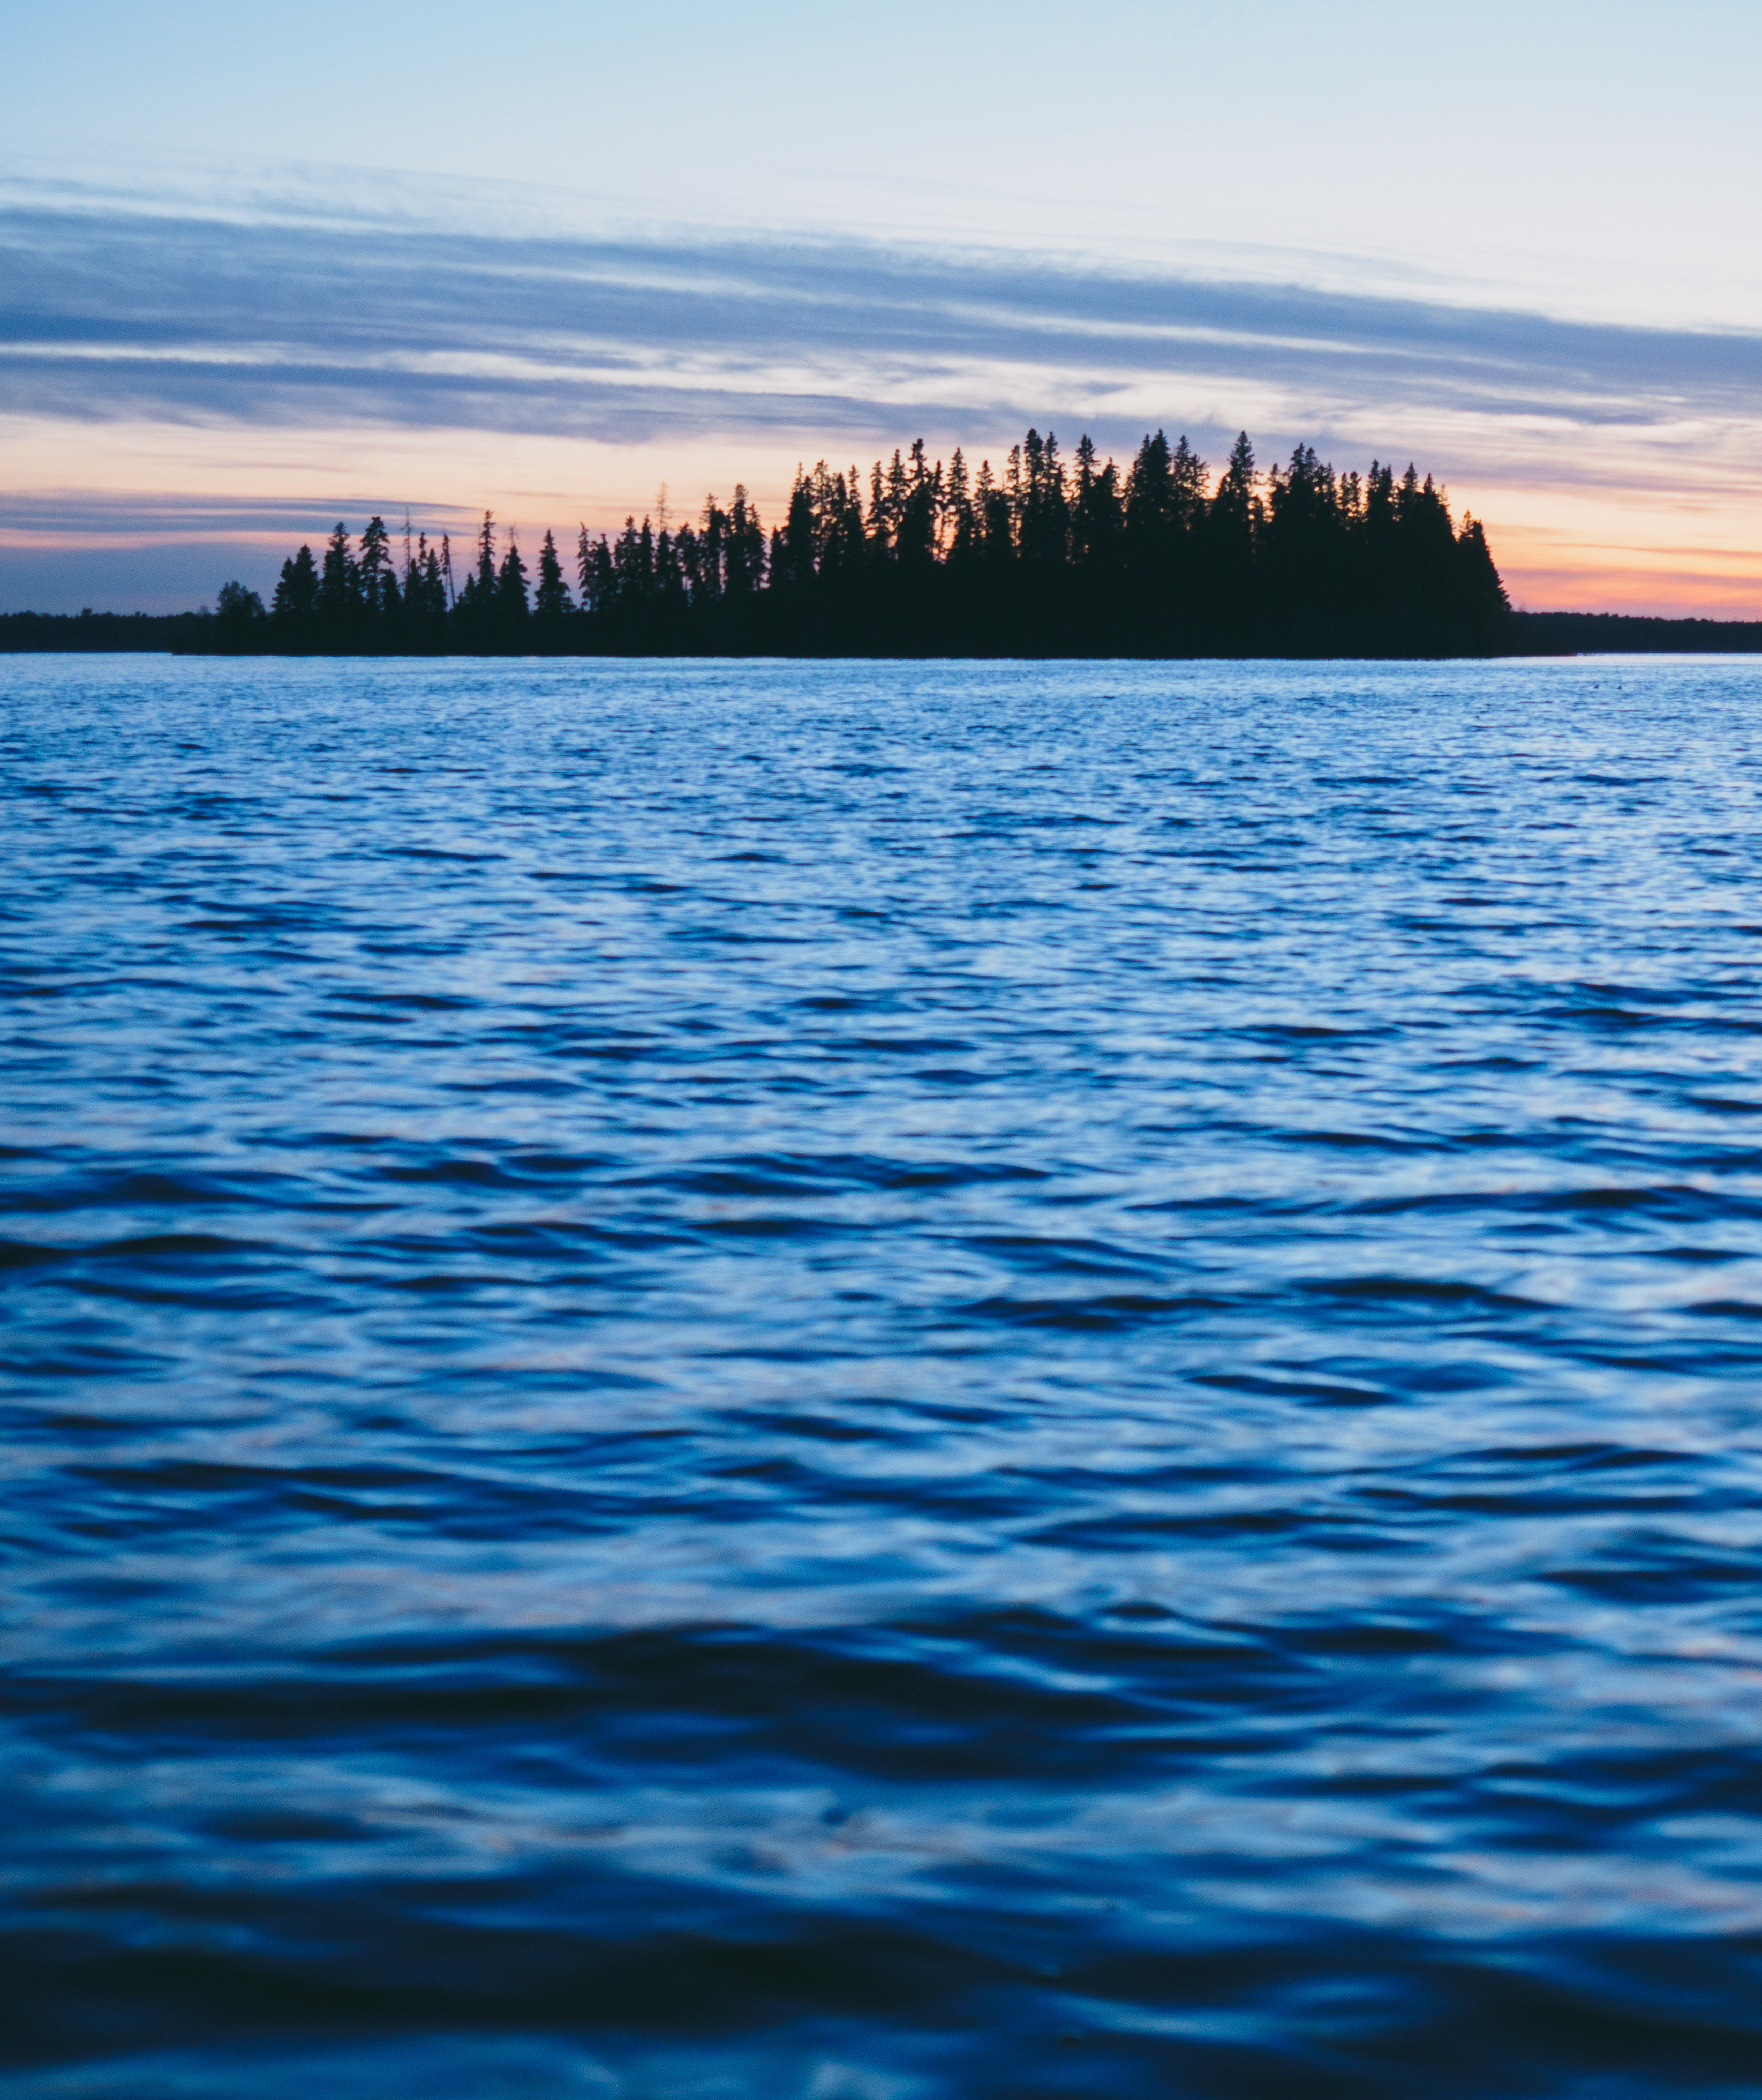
[3,0,1758,616]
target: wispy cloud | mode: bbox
[3,188,1759,466]
[1,179,1759,613]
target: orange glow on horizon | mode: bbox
[1,415,1757,622]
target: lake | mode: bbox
[4,653,1762,2096]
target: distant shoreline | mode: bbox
[2,608,1759,658]
[6,430,1527,661]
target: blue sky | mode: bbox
[2,1,1758,612]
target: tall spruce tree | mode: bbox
[1203,434,1258,648]
[778,471,819,593]
[1123,433,1185,645]
[497,535,531,632]
[315,523,360,644]
[724,488,765,601]
[271,544,319,636]
[358,516,397,627]
[534,529,570,622]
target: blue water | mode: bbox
[4,653,1762,2098]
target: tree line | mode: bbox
[215,429,1511,657]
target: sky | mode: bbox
[2,0,1758,616]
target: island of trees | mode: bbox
[3,427,1754,659]
[212,430,1508,657]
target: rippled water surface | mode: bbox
[5,653,1762,2096]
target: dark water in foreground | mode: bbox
[5,654,1762,2097]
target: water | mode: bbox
[4,653,1762,2098]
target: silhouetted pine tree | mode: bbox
[1070,437,1125,643]
[450,513,498,644]
[1261,446,1343,652]
[1455,516,1510,652]
[723,489,765,613]
[1202,434,1258,650]
[271,545,319,640]
[1124,432,1182,647]
[358,517,398,631]
[497,534,531,639]
[777,471,819,596]
[532,529,570,634]
[314,523,360,646]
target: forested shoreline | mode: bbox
[8,428,1758,661]
[209,430,1512,658]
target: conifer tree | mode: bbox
[534,529,570,622]
[315,523,360,642]
[1072,437,1124,598]
[943,448,975,562]
[1019,430,1068,571]
[1456,515,1510,647]
[1125,434,1176,560]
[896,442,939,572]
[1203,434,1259,647]
[412,534,446,626]
[358,516,396,625]
[779,470,818,592]
[1213,434,1257,523]
[271,544,319,632]
[724,488,765,599]
[656,526,688,629]
[1123,432,1188,643]
[576,528,614,616]
[1170,438,1207,529]
[497,535,531,629]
